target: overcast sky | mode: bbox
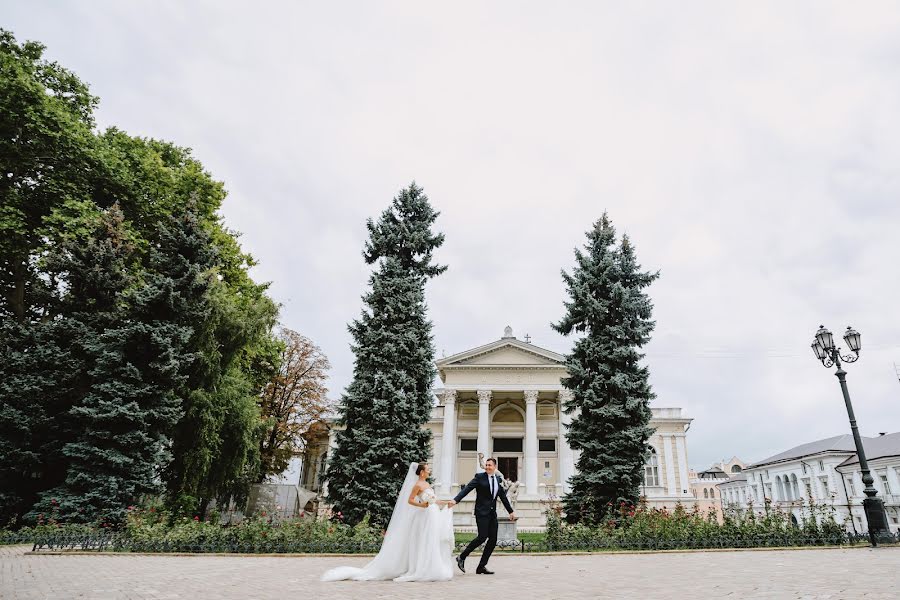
[6,2,900,469]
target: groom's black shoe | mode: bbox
[476,567,494,575]
[456,555,466,573]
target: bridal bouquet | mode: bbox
[420,488,437,506]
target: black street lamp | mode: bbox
[811,325,888,546]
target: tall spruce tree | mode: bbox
[32,206,192,523]
[553,212,659,525]
[325,183,445,528]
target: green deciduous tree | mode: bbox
[553,212,659,525]
[0,29,100,323]
[325,183,445,528]
[0,29,280,525]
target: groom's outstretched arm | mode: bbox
[498,484,515,515]
[452,476,479,505]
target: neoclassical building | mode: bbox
[301,327,695,529]
[423,327,694,529]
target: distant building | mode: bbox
[689,457,748,521]
[722,433,900,534]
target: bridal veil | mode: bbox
[320,462,419,581]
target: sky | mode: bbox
[5,2,900,469]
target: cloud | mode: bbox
[6,1,900,468]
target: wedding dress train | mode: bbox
[321,463,455,582]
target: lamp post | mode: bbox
[810,325,888,546]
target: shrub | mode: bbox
[542,496,852,551]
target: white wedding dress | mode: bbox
[321,463,455,583]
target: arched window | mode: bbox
[703,488,709,499]
[731,465,743,473]
[775,476,785,501]
[643,447,660,487]
[790,474,800,500]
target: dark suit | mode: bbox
[453,471,514,568]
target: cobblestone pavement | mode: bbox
[2,544,898,599]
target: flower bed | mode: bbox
[7,501,896,553]
[4,506,381,553]
[540,497,876,551]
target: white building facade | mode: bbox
[427,328,694,529]
[718,433,900,534]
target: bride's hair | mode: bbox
[415,463,428,476]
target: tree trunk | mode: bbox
[10,258,26,321]
[197,496,211,522]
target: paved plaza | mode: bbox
[1,544,898,599]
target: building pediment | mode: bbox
[436,331,566,371]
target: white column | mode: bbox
[321,427,339,497]
[558,390,575,494]
[477,389,491,470]
[524,390,539,497]
[439,390,457,495]
[432,435,442,489]
[675,433,690,497]
[663,434,678,497]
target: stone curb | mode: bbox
[24,544,896,558]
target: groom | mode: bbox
[447,457,516,575]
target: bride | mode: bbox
[321,462,455,582]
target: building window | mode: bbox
[818,460,825,471]
[879,473,891,495]
[493,438,523,453]
[538,438,556,452]
[801,463,807,474]
[643,447,660,487]
[703,488,709,499]
[731,465,743,473]
[460,438,477,452]
[819,476,829,496]
[765,470,769,479]
[846,478,856,497]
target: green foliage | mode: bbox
[542,497,849,550]
[553,212,659,524]
[28,207,191,524]
[122,507,381,551]
[325,183,445,528]
[0,29,100,322]
[0,29,280,526]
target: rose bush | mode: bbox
[542,496,850,551]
